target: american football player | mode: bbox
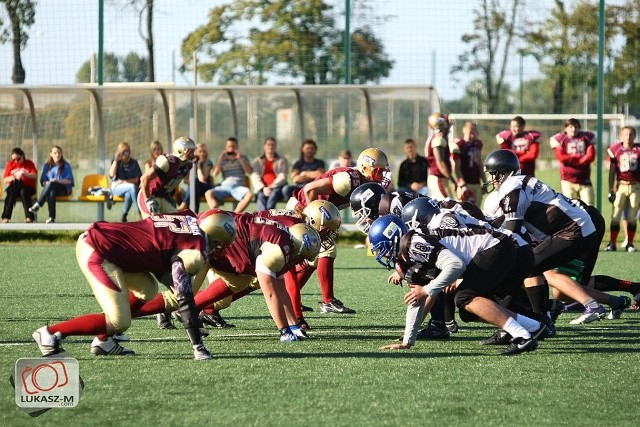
[495,116,541,177]
[483,149,607,325]
[451,121,485,205]
[283,147,391,314]
[424,112,454,200]
[369,214,546,355]
[32,209,236,360]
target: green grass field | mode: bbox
[1,245,639,427]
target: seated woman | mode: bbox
[110,141,142,222]
[29,145,74,224]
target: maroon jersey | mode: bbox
[452,138,484,184]
[148,154,193,197]
[255,209,305,228]
[497,129,541,176]
[425,133,451,177]
[210,212,293,276]
[550,131,595,184]
[291,167,365,210]
[85,213,206,275]
[608,143,640,183]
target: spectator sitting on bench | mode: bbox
[251,137,288,211]
[205,137,253,213]
[29,145,75,224]
[109,141,142,222]
[2,147,38,223]
[282,139,326,200]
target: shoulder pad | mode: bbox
[155,155,170,173]
[260,242,286,273]
[176,249,205,275]
[332,171,355,197]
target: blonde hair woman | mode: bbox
[109,141,142,222]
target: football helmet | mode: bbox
[303,200,342,249]
[428,112,451,132]
[368,214,408,269]
[356,148,391,188]
[483,149,520,194]
[172,136,197,162]
[349,183,388,233]
[289,223,322,261]
[401,197,441,231]
[197,209,237,254]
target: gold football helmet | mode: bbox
[289,223,322,261]
[356,148,391,187]
[172,136,196,162]
[197,209,237,254]
[428,112,451,132]
[303,200,341,249]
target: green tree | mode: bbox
[180,0,392,85]
[0,0,36,84]
[610,2,640,116]
[451,0,523,113]
[522,0,618,114]
[110,0,155,82]
[76,52,148,83]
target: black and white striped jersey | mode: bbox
[484,175,595,241]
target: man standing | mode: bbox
[397,138,429,196]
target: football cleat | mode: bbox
[549,299,565,323]
[157,312,176,329]
[416,320,451,340]
[626,243,636,253]
[532,323,551,341]
[112,332,130,342]
[319,299,356,314]
[279,328,299,343]
[604,243,616,252]
[480,329,512,345]
[297,317,310,330]
[445,320,459,333]
[32,326,64,357]
[90,337,135,356]
[500,337,538,356]
[569,304,606,325]
[199,311,235,328]
[607,296,632,320]
[193,344,214,360]
[289,324,309,340]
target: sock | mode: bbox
[48,313,107,337]
[202,307,216,315]
[429,293,446,322]
[610,229,619,244]
[194,278,233,311]
[317,257,335,303]
[131,292,167,317]
[443,292,456,323]
[514,314,542,333]
[502,317,531,340]
[592,275,640,294]
[285,270,303,319]
[628,229,636,244]
[582,297,599,309]
[525,284,550,314]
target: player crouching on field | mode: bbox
[32,210,236,360]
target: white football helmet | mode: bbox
[303,200,341,249]
[289,223,322,261]
[172,136,197,162]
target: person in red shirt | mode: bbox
[496,116,541,176]
[2,147,37,223]
[605,126,640,252]
[451,121,485,205]
[424,112,455,200]
[550,118,596,205]
[32,210,237,360]
[251,137,289,210]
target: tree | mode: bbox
[610,2,640,116]
[451,0,522,114]
[76,52,148,83]
[0,0,36,84]
[110,0,155,81]
[180,0,392,85]
[522,0,618,114]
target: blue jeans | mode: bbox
[182,180,213,213]
[112,182,139,216]
[256,186,284,211]
[37,181,70,219]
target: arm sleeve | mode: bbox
[423,250,466,297]
[171,256,193,295]
[402,301,426,346]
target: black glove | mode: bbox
[608,191,616,204]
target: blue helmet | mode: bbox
[368,214,408,269]
[401,197,440,230]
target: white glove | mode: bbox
[145,198,160,214]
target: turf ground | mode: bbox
[1,244,639,426]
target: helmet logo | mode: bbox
[382,222,400,238]
[319,206,331,220]
[223,221,235,237]
[362,155,376,165]
[302,233,312,250]
[361,188,374,202]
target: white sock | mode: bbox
[515,314,542,333]
[502,317,531,340]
